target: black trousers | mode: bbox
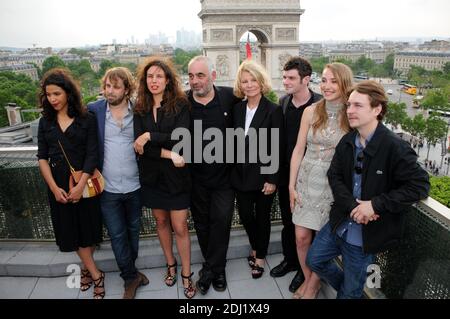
[236,190,275,259]
[190,182,235,275]
[278,184,300,268]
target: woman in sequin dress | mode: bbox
[288,63,354,299]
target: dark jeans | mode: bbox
[306,222,375,299]
[278,184,300,267]
[236,190,274,260]
[100,189,142,284]
[190,183,234,275]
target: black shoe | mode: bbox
[270,260,298,278]
[289,270,305,293]
[196,272,212,295]
[212,272,227,292]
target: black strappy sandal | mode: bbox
[93,270,105,299]
[181,272,196,299]
[164,261,178,287]
[247,255,256,268]
[80,268,93,292]
[251,264,265,279]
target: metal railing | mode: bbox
[0,147,449,299]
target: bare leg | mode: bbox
[77,246,103,297]
[153,209,177,281]
[170,209,191,281]
[294,225,313,298]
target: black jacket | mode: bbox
[231,96,284,192]
[134,102,191,194]
[327,123,430,254]
[37,113,99,175]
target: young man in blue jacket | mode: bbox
[306,80,429,299]
[88,67,148,299]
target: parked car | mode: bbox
[386,89,393,95]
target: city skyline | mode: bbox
[0,0,449,48]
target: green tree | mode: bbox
[403,114,426,156]
[173,48,202,74]
[353,56,375,75]
[41,56,66,75]
[265,90,278,104]
[385,102,408,130]
[98,60,120,77]
[310,57,329,74]
[0,71,39,127]
[383,53,395,77]
[429,176,450,207]
[422,88,450,111]
[68,48,91,58]
[443,62,450,75]
[423,114,448,161]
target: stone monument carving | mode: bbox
[199,0,304,90]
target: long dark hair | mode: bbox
[135,56,188,116]
[39,68,85,120]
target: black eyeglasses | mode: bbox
[354,152,364,175]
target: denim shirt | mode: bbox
[336,131,375,247]
[102,102,140,194]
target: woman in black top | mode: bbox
[231,60,283,279]
[133,57,195,298]
[37,68,105,299]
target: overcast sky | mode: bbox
[0,0,449,48]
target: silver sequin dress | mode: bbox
[292,101,346,231]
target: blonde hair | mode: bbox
[313,62,353,134]
[233,60,271,99]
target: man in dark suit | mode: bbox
[186,56,240,295]
[88,67,148,299]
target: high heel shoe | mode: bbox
[92,270,105,299]
[181,272,196,299]
[247,255,256,268]
[164,261,178,287]
[251,264,265,279]
[80,268,93,292]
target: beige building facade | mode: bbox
[199,0,303,90]
[394,51,450,75]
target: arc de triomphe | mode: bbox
[198,0,304,90]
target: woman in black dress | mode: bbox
[37,68,105,299]
[133,57,195,298]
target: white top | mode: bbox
[245,104,258,136]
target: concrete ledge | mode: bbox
[0,225,282,277]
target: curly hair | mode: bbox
[39,68,85,120]
[134,56,188,116]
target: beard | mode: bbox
[106,94,126,106]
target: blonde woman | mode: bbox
[231,60,284,279]
[289,63,353,298]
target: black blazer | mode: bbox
[37,113,99,175]
[230,96,284,192]
[134,102,191,194]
